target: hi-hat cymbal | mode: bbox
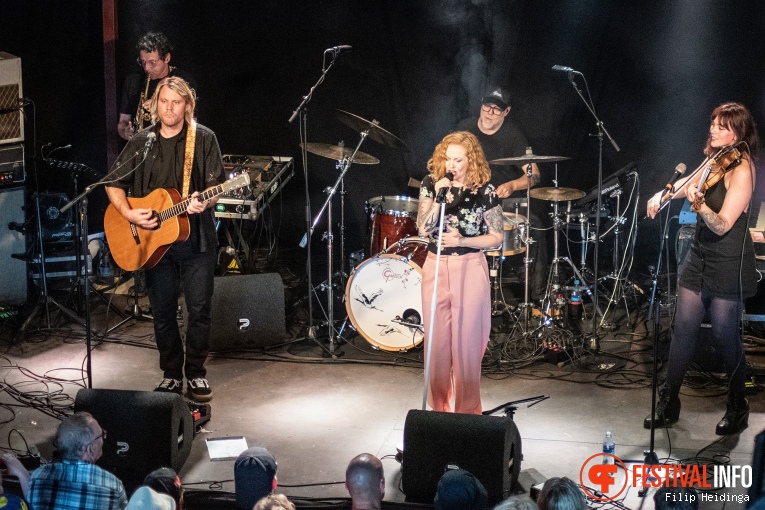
[335,110,409,150]
[301,143,380,165]
[490,154,570,165]
[529,187,585,202]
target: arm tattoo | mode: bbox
[530,173,541,186]
[485,206,503,235]
[417,201,439,233]
[698,210,728,235]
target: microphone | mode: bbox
[552,65,575,73]
[435,172,454,203]
[663,163,687,193]
[142,132,156,156]
[0,99,24,115]
[326,45,352,53]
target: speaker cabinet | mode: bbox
[0,53,23,144]
[0,187,27,305]
[209,273,287,351]
[74,388,193,491]
[402,410,522,505]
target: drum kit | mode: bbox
[301,112,616,352]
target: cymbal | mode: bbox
[490,154,570,165]
[335,110,409,150]
[301,143,380,165]
[529,187,585,202]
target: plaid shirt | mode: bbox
[28,460,127,510]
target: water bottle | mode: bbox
[602,431,615,464]
[568,280,583,333]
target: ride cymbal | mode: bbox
[335,110,409,150]
[301,143,380,165]
[490,154,570,165]
[529,187,585,201]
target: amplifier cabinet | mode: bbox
[0,53,23,144]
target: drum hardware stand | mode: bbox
[301,133,370,357]
[561,67,620,341]
[489,255,514,316]
[597,187,641,329]
[511,155,539,337]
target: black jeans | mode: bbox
[145,240,216,381]
[665,286,747,404]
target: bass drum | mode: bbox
[345,254,424,352]
[385,236,429,268]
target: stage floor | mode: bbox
[0,283,762,509]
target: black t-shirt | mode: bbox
[455,116,530,188]
[119,67,199,118]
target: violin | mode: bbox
[690,144,743,212]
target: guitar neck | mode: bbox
[159,184,225,222]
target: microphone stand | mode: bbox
[564,71,620,346]
[640,197,675,484]
[289,49,341,350]
[421,200,447,410]
[59,141,152,388]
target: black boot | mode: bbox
[715,397,749,436]
[643,386,681,429]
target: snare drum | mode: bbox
[366,195,419,257]
[485,212,527,257]
[345,254,424,352]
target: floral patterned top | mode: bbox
[420,174,500,255]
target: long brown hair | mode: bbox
[426,131,491,187]
[150,76,196,125]
[704,102,759,158]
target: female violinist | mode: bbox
[645,102,759,435]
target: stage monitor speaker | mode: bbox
[209,272,287,351]
[74,388,193,491]
[0,187,27,305]
[0,53,23,144]
[402,409,522,505]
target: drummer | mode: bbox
[455,86,547,300]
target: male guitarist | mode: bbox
[106,76,224,402]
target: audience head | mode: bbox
[536,477,586,510]
[144,467,184,510]
[55,411,105,463]
[345,453,385,509]
[494,495,539,510]
[127,486,176,510]
[253,493,296,510]
[653,486,699,510]
[433,468,488,510]
[235,447,278,510]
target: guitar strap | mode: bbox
[182,121,197,197]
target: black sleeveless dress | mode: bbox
[678,175,757,298]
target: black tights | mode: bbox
[664,286,747,404]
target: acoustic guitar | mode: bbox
[104,173,251,271]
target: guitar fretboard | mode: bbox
[158,184,225,222]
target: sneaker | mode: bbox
[188,378,213,402]
[154,378,182,395]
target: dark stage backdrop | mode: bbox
[6,0,765,277]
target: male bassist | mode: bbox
[106,76,224,402]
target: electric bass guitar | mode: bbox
[104,173,251,271]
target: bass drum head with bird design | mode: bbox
[345,254,424,352]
